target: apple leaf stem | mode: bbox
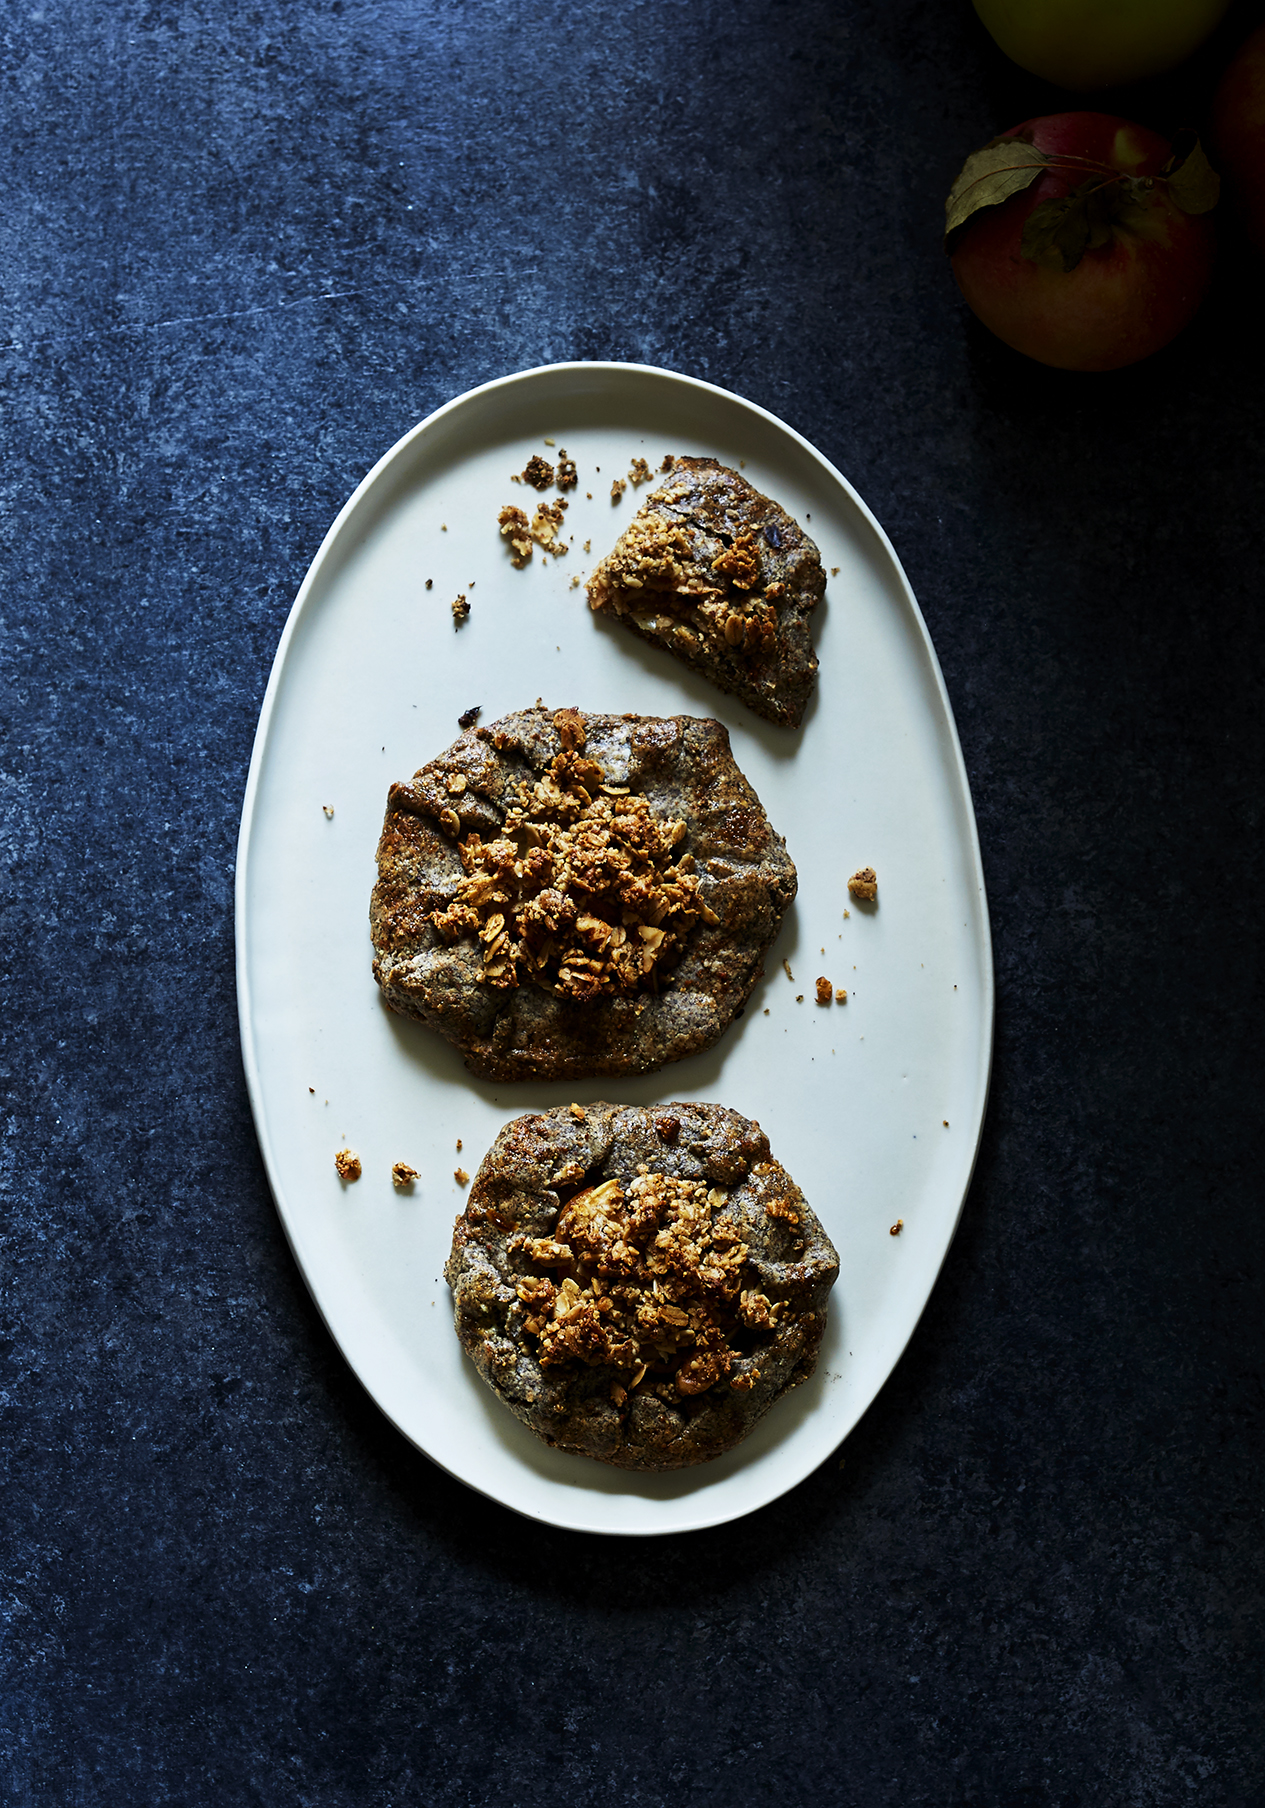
[945,130,1219,254]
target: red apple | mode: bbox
[947,113,1218,371]
[1213,25,1265,251]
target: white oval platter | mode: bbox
[236,362,993,1536]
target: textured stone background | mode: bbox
[2,2,1263,1803]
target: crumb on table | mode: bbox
[629,456,652,487]
[335,1148,361,1182]
[454,1167,470,1185]
[836,988,848,1003]
[610,476,627,502]
[815,976,832,1004]
[556,451,577,489]
[458,704,481,729]
[889,1218,904,1236]
[425,578,433,589]
[392,1162,419,1189]
[322,804,334,818]
[848,866,878,902]
[522,454,554,489]
[451,592,470,627]
[782,958,794,982]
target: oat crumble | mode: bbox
[815,976,832,1004]
[498,504,533,567]
[848,867,878,902]
[531,500,568,555]
[513,1170,781,1397]
[335,1149,361,1182]
[455,1167,470,1185]
[428,709,717,1005]
[451,592,470,627]
[522,454,555,489]
[392,1162,419,1188]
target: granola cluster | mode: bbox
[428,710,716,1004]
[589,512,781,659]
[513,1168,785,1399]
[498,498,570,568]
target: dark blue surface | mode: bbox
[3,3,1263,1803]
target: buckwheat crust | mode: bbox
[444,1102,839,1469]
[370,707,796,1081]
[586,458,824,727]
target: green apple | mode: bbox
[973,0,1232,90]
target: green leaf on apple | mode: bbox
[1161,132,1220,215]
[944,136,1049,248]
[1020,177,1151,273]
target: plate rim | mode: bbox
[235,358,995,1536]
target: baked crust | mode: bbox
[370,706,797,1082]
[586,458,824,728]
[444,1102,839,1469]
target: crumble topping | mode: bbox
[334,1149,361,1181]
[513,1170,778,1396]
[588,510,779,660]
[498,499,570,565]
[815,976,832,1004]
[848,866,878,901]
[629,457,652,487]
[498,504,533,567]
[451,592,469,627]
[531,499,568,555]
[556,450,577,489]
[522,454,555,489]
[429,710,717,1003]
[610,476,627,503]
[392,1162,419,1188]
